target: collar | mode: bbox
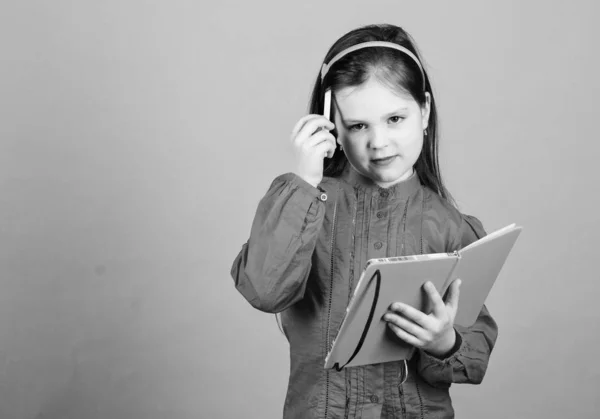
[340,163,422,199]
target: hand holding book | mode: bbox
[383,279,462,358]
[324,223,522,370]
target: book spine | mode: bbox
[441,252,461,292]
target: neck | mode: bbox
[345,165,415,189]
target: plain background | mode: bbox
[1,0,598,418]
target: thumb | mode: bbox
[327,136,337,158]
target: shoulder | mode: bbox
[320,175,342,189]
[421,187,463,235]
[421,187,487,252]
[267,173,338,202]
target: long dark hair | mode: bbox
[309,23,455,205]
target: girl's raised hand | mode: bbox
[290,114,336,188]
[382,279,462,358]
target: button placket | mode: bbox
[368,190,388,258]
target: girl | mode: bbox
[231,24,498,419]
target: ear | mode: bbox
[421,92,431,129]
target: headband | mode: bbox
[320,41,426,91]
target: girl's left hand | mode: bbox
[383,279,461,358]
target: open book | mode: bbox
[324,223,522,371]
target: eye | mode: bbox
[388,116,405,124]
[349,123,367,132]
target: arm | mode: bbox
[230,173,327,313]
[415,214,499,387]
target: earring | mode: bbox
[424,128,428,137]
[339,143,343,150]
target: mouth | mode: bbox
[371,155,397,166]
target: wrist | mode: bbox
[293,172,321,189]
[426,329,459,359]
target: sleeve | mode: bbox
[230,172,327,313]
[415,214,499,387]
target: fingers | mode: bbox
[444,278,461,314]
[387,323,423,347]
[315,136,336,159]
[292,117,336,159]
[383,313,426,343]
[423,281,446,318]
[307,130,335,148]
[388,302,430,329]
[308,132,336,158]
[291,114,316,140]
[292,115,334,145]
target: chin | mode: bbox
[373,165,404,177]
[374,167,412,183]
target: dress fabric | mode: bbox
[231,166,498,419]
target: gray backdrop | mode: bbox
[1,0,598,418]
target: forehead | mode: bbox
[334,77,417,119]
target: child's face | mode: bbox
[333,77,430,188]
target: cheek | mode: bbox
[339,133,360,151]
[408,134,424,158]
[413,138,424,157]
[339,135,370,163]
[391,127,424,161]
[341,139,362,158]
[393,125,423,147]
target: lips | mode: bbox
[371,155,397,166]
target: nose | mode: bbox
[367,125,389,149]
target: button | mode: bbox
[370,395,379,403]
[380,190,389,198]
[374,241,383,250]
[376,211,385,219]
[320,193,328,202]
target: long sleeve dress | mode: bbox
[231,165,498,419]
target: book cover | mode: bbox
[324,224,522,370]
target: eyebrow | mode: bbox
[343,108,409,124]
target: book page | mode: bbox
[351,253,451,305]
[450,225,522,326]
[461,223,517,252]
[325,255,459,369]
